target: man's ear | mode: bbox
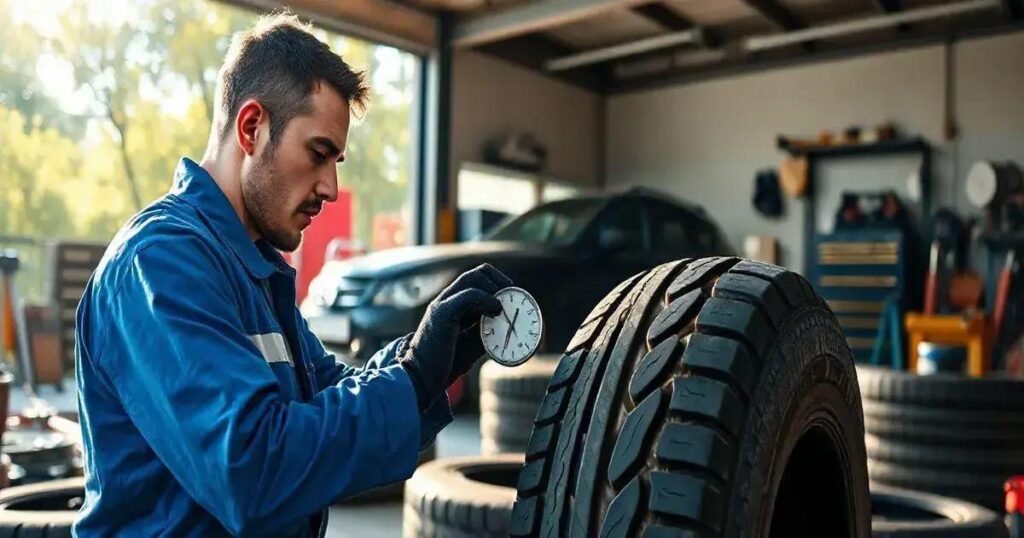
[235,100,265,156]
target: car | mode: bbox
[300,187,732,366]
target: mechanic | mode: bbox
[73,13,510,537]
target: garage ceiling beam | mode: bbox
[544,27,705,71]
[874,0,903,13]
[476,33,607,90]
[740,0,814,51]
[745,0,1002,52]
[452,0,651,48]
[874,0,911,31]
[234,0,437,54]
[741,0,806,32]
[1006,0,1024,19]
[631,3,693,31]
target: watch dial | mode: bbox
[480,287,542,366]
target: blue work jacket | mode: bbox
[73,158,452,537]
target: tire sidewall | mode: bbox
[727,303,871,538]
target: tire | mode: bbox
[0,456,10,491]
[403,454,522,538]
[340,445,437,503]
[509,257,871,538]
[480,394,536,455]
[3,419,80,484]
[858,366,1024,411]
[866,433,1024,471]
[862,400,1024,446]
[0,477,83,538]
[862,400,1024,430]
[871,485,1007,537]
[860,366,1024,510]
[479,358,559,455]
[868,461,1009,510]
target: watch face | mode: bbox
[480,287,543,366]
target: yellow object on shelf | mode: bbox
[904,312,991,377]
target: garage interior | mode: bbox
[2,0,1024,536]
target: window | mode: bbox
[488,198,603,247]
[592,200,646,252]
[647,201,694,252]
[646,200,719,254]
[0,0,422,301]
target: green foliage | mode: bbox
[0,0,419,300]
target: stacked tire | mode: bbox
[0,477,82,537]
[402,459,1009,538]
[479,357,558,455]
[872,485,1007,537]
[860,366,1024,511]
[403,455,522,538]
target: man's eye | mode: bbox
[311,150,326,164]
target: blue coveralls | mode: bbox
[73,158,452,537]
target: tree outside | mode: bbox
[0,0,419,302]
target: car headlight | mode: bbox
[372,269,457,308]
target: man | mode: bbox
[74,13,509,537]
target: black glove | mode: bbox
[400,264,512,411]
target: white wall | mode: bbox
[450,49,604,197]
[606,32,1024,270]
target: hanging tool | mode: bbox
[0,251,38,395]
[994,250,1017,337]
[924,240,941,315]
[1,251,19,364]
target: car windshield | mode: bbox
[487,198,604,246]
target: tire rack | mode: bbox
[49,242,106,374]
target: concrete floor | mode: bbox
[11,383,485,537]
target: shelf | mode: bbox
[778,137,929,158]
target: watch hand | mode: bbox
[509,308,520,336]
[502,321,513,352]
[501,307,514,327]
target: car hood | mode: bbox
[319,241,565,280]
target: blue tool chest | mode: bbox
[812,230,907,364]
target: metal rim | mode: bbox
[481,286,543,367]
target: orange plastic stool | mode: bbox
[904,312,991,377]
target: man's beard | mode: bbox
[241,146,302,252]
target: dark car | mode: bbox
[300,188,732,364]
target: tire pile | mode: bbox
[422,257,1011,538]
[403,457,1007,537]
[860,365,1024,511]
[479,357,558,455]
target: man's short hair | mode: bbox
[213,12,369,148]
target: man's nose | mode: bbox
[316,168,338,202]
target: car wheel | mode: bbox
[509,257,871,537]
